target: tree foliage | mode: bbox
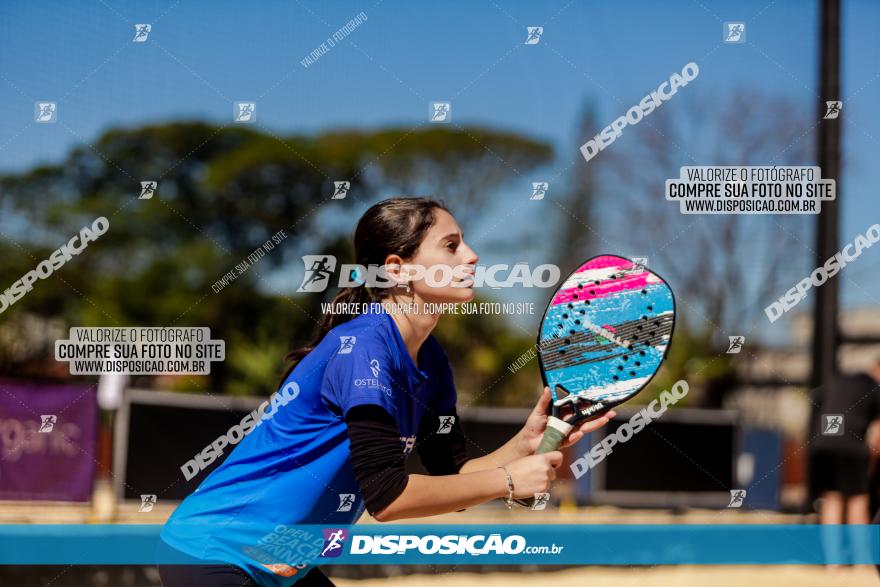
[0,122,551,400]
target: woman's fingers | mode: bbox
[529,387,551,418]
[559,411,617,447]
[578,410,617,434]
[559,431,584,448]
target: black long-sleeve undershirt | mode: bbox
[345,404,469,517]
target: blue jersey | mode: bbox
[160,304,458,585]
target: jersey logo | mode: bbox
[261,563,303,577]
[370,359,380,377]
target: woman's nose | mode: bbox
[462,245,478,265]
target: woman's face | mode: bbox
[389,208,479,304]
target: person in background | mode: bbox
[867,420,880,520]
[808,358,880,569]
[870,419,880,577]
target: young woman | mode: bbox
[158,197,615,586]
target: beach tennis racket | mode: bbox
[515,255,675,508]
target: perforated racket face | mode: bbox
[537,255,675,415]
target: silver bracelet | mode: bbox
[498,466,514,509]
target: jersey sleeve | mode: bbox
[321,335,401,419]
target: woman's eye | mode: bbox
[446,242,457,251]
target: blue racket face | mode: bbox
[537,255,675,413]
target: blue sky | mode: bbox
[1,0,879,343]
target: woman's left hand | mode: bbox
[516,387,617,456]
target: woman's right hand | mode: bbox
[504,451,563,498]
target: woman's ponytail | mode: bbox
[282,285,373,371]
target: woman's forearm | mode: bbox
[374,469,507,522]
[459,432,527,474]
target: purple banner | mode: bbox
[0,379,97,501]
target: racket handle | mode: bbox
[514,417,571,509]
[536,422,567,454]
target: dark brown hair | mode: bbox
[280,197,450,381]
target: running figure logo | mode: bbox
[133,24,152,42]
[530,182,549,200]
[726,336,745,354]
[338,336,357,355]
[139,494,157,512]
[531,493,550,510]
[336,494,355,512]
[430,102,451,123]
[139,181,157,199]
[39,415,57,433]
[727,489,746,508]
[320,529,348,558]
[331,181,350,200]
[297,255,338,292]
[724,22,745,43]
[400,435,416,456]
[524,26,544,45]
[35,102,57,123]
[437,416,455,434]
[824,101,842,119]
[234,102,256,123]
[822,414,844,436]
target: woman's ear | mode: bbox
[383,254,411,291]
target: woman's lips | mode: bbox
[449,266,474,288]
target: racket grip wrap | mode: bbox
[536,417,572,454]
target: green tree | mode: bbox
[0,121,553,397]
